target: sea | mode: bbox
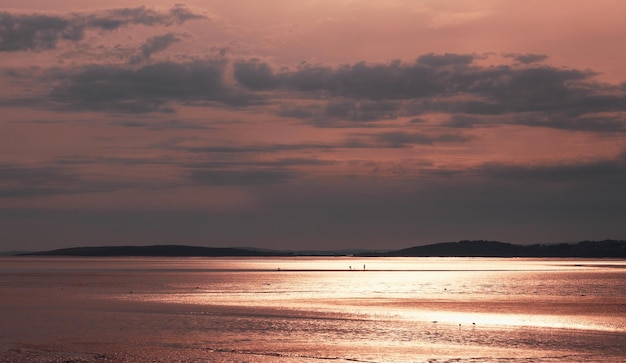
[1,257,625,362]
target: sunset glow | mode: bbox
[1,1,626,251]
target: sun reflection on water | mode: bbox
[109,257,626,335]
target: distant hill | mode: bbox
[21,245,292,257]
[17,240,626,258]
[0,250,32,256]
[382,240,525,257]
[376,240,626,258]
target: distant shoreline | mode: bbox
[15,239,626,258]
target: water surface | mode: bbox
[1,257,625,362]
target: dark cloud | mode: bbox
[183,140,366,156]
[371,131,471,147]
[0,12,77,52]
[129,33,182,64]
[273,158,334,167]
[182,132,464,157]
[233,59,280,90]
[280,100,402,127]
[113,119,211,130]
[421,99,506,115]
[442,111,626,133]
[232,56,626,131]
[416,52,475,67]
[0,5,206,52]
[277,104,319,120]
[54,155,176,167]
[512,112,626,132]
[188,168,294,185]
[0,164,74,197]
[286,63,335,92]
[180,157,336,179]
[184,142,334,154]
[477,158,626,186]
[234,59,445,99]
[83,5,205,29]
[185,156,336,177]
[490,68,593,111]
[329,60,442,99]
[502,53,549,64]
[1,156,309,199]
[10,52,626,132]
[188,158,335,169]
[442,114,497,128]
[49,59,229,113]
[0,163,128,198]
[323,100,399,121]
[443,66,595,114]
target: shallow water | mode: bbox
[1,257,625,362]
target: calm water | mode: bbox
[1,257,626,362]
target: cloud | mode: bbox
[0,163,129,198]
[49,59,229,113]
[189,158,336,169]
[328,60,444,99]
[233,59,280,90]
[285,63,335,93]
[113,119,211,130]
[83,4,206,29]
[233,59,446,99]
[0,5,206,52]
[188,168,295,186]
[185,143,334,154]
[416,52,475,67]
[484,67,594,112]
[0,156,306,199]
[0,12,76,52]
[234,56,598,106]
[475,157,626,189]
[323,100,400,122]
[181,131,467,158]
[371,131,471,147]
[10,52,626,134]
[442,114,497,128]
[502,53,549,64]
[278,99,404,127]
[233,57,623,119]
[512,112,626,132]
[181,139,380,155]
[275,58,625,130]
[129,33,183,64]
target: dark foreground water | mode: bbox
[1,257,625,362]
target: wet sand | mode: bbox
[3,295,626,362]
[2,257,626,362]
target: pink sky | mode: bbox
[1,1,625,251]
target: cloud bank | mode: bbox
[0,5,206,52]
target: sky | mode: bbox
[1,0,626,251]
